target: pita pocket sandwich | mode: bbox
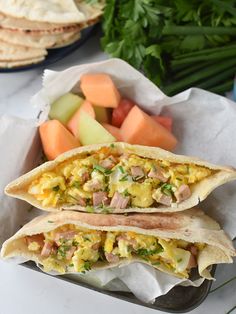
[5,143,236,213]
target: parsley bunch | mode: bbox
[101,0,236,95]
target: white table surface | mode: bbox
[0,31,235,314]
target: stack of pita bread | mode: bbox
[0,0,104,68]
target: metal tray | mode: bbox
[23,262,215,313]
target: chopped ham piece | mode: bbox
[100,155,117,169]
[76,196,86,207]
[54,231,77,246]
[41,241,54,257]
[85,180,103,192]
[81,171,89,183]
[189,245,198,256]
[187,253,197,269]
[66,246,76,260]
[105,252,119,263]
[110,192,130,209]
[174,184,191,203]
[153,188,172,206]
[92,242,101,250]
[93,191,110,207]
[157,194,172,206]
[26,234,44,248]
[148,166,168,182]
[131,166,144,178]
[117,235,137,249]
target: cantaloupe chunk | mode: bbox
[94,106,110,123]
[39,120,80,160]
[49,93,84,124]
[78,110,116,145]
[67,100,95,137]
[120,106,177,151]
[102,123,123,141]
[151,115,173,132]
[80,73,121,108]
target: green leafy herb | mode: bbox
[136,247,164,256]
[69,263,74,267]
[52,185,60,192]
[152,261,161,266]
[83,261,91,271]
[110,143,115,148]
[118,166,125,173]
[161,183,174,196]
[177,258,183,263]
[72,181,81,189]
[83,236,91,242]
[48,220,54,223]
[93,164,112,175]
[176,177,182,181]
[86,206,95,213]
[102,0,236,95]
[57,245,71,258]
[123,189,130,197]
[119,174,129,182]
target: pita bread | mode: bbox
[0,28,80,48]
[50,32,81,49]
[0,0,85,24]
[0,56,45,68]
[5,142,236,213]
[0,39,47,61]
[1,208,235,279]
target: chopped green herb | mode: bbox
[101,206,112,214]
[93,164,112,175]
[83,261,91,271]
[72,240,79,246]
[176,177,182,181]
[161,183,174,196]
[69,263,74,267]
[48,220,54,223]
[118,166,125,173]
[110,143,115,148]
[152,261,161,266]
[123,189,130,197]
[177,258,183,263]
[72,181,81,189]
[52,185,60,192]
[119,174,129,182]
[83,236,91,242]
[57,245,71,258]
[86,206,95,213]
[136,247,163,256]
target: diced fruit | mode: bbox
[102,123,123,141]
[80,73,121,108]
[67,100,95,137]
[39,120,80,160]
[112,98,135,127]
[151,116,173,132]
[49,93,84,124]
[120,106,177,151]
[78,110,116,145]
[94,106,110,123]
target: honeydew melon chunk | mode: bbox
[78,110,116,145]
[49,92,84,124]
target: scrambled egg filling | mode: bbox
[27,147,213,209]
[26,225,203,278]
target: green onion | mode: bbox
[93,165,112,175]
[72,181,81,189]
[118,166,125,173]
[85,206,95,213]
[52,185,60,192]
[119,174,129,182]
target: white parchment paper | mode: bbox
[1,58,236,303]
